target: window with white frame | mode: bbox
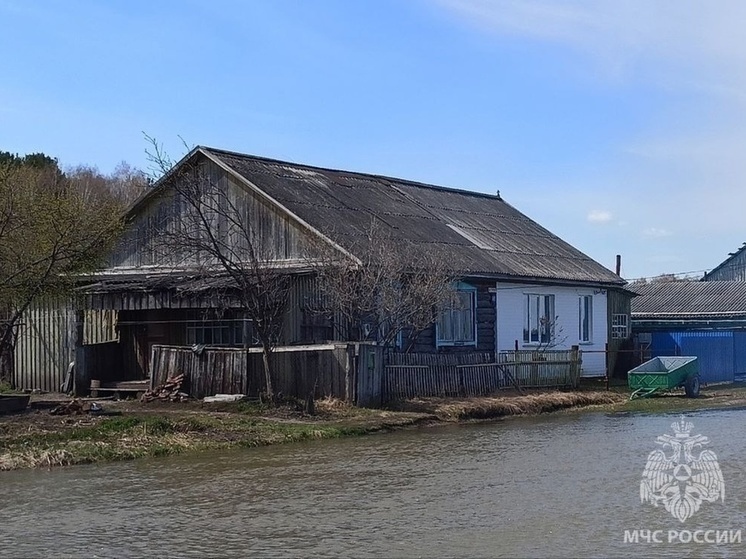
[436,285,476,346]
[578,295,593,343]
[523,294,555,344]
[611,313,630,339]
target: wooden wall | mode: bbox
[109,156,315,269]
[410,280,495,353]
[704,248,746,281]
[607,287,634,378]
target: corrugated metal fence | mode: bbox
[650,330,743,383]
[13,300,118,392]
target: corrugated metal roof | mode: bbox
[631,281,746,318]
[202,147,624,286]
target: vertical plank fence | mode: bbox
[149,343,366,401]
[383,349,582,401]
[384,352,494,400]
[497,348,582,389]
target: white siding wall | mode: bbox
[496,282,608,377]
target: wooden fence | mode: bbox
[384,352,495,400]
[498,349,581,389]
[383,349,581,401]
[149,343,366,401]
[141,344,581,405]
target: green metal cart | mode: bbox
[627,356,700,399]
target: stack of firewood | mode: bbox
[140,374,189,403]
[50,399,101,416]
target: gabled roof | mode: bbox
[193,147,623,287]
[631,281,746,320]
[703,242,746,280]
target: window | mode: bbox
[437,285,476,346]
[611,314,629,339]
[186,311,253,347]
[578,295,593,343]
[523,294,555,344]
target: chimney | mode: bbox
[615,254,622,276]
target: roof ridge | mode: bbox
[200,145,504,201]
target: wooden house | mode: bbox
[704,243,746,281]
[15,146,632,396]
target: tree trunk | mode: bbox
[261,344,274,401]
[0,323,15,388]
[0,343,14,388]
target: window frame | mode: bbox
[185,312,254,347]
[578,295,593,344]
[523,293,556,345]
[611,313,630,340]
[436,283,477,347]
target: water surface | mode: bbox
[3,409,746,558]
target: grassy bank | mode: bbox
[0,400,430,471]
[394,390,624,420]
[3,384,746,471]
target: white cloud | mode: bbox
[587,209,612,223]
[434,0,746,97]
[642,227,673,238]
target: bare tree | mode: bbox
[307,219,458,351]
[0,157,124,386]
[145,139,291,401]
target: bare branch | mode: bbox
[145,139,291,399]
[306,218,458,350]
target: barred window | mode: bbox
[611,314,629,339]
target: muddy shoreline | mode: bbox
[2,384,745,471]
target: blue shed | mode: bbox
[631,281,746,383]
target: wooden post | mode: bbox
[605,342,610,391]
[243,316,251,396]
[571,345,580,388]
[74,310,86,396]
[344,343,355,403]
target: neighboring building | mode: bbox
[704,243,746,281]
[630,280,746,383]
[15,147,632,391]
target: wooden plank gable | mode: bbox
[108,157,320,270]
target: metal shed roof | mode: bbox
[631,281,746,319]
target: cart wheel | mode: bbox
[685,375,700,398]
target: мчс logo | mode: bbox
[640,416,724,522]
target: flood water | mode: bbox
[3,409,746,558]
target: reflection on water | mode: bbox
[2,410,746,558]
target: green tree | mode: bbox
[0,154,125,386]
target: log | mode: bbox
[140,374,189,403]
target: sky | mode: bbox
[1,0,744,282]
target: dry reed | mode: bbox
[407,391,624,421]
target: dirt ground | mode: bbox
[3,383,746,470]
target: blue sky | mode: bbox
[1,0,744,281]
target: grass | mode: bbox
[4,384,746,471]
[0,403,427,471]
[396,390,625,420]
